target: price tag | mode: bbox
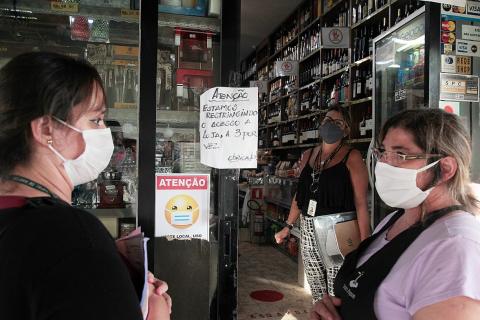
[51,2,79,13]
[120,9,139,19]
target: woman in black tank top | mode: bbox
[274,106,370,302]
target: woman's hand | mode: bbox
[146,272,172,319]
[274,227,290,244]
[146,283,171,320]
[310,294,342,320]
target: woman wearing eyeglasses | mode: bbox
[311,109,480,320]
[274,105,371,302]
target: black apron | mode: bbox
[333,205,464,319]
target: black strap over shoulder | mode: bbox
[334,205,465,319]
[342,148,353,163]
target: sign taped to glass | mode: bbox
[440,73,479,102]
[200,87,258,169]
[155,174,210,241]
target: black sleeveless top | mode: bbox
[296,148,355,216]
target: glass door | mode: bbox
[152,14,226,320]
[374,10,426,131]
[0,0,140,237]
[372,10,426,225]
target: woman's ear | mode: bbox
[438,156,457,182]
[30,116,54,147]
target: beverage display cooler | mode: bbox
[371,8,428,226]
[371,4,480,225]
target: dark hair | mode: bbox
[378,109,480,213]
[326,105,352,129]
[0,52,105,178]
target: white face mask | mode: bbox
[49,117,114,186]
[375,160,440,209]
[167,210,193,225]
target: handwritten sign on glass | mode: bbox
[200,87,258,169]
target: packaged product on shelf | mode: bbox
[89,19,110,43]
[69,16,90,41]
[98,170,126,209]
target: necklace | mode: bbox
[310,142,343,193]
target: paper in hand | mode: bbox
[116,227,149,319]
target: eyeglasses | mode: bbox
[321,116,346,128]
[371,147,443,166]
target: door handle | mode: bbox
[223,220,232,268]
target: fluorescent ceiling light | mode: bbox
[396,35,425,52]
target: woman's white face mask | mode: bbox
[49,117,114,186]
[375,160,440,209]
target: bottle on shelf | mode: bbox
[258,129,267,148]
[352,69,365,100]
[300,89,311,114]
[357,0,363,22]
[268,101,282,124]
[271,128,280,147]
[299,117,318,144]
[368,0,374,16]
[281,123,297,146]
[365,69,373,97]
[395,8,402,25]
[362,0,368,20]
[352,0,358,25]
[382,16,388,32]
[368,26,374,57]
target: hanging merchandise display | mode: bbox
[70,16,90,41]
[90,19,110,43]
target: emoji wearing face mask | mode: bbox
[164,194,200,229]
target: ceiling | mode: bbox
[240,0,303,61]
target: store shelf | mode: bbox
[270,36,299,61]
[256,57,269,69]
[299,47,321,63]
[282,35,299,51]
[350,96,373,105]
[268,75,282,84]
[323,0,345,17]
[269,49,283,60]
[351,2,390,29]
[299,16,320,35]
[351,56,372,67]
[286,89,299,96]
[265,199,290,210]
[296,110,324,120]
[321,66,348,81]
[299,78,322,91]
[0,0,221,31]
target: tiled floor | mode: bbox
[238,242,312,320]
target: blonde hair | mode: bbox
[379,109,480,214]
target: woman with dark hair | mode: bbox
[275,105,371,302]
[311,109,480,320]
[0,52,170,320]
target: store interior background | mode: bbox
[1,1,479,319]
[238,3,315,320]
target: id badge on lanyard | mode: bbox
[307,199,317,216]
